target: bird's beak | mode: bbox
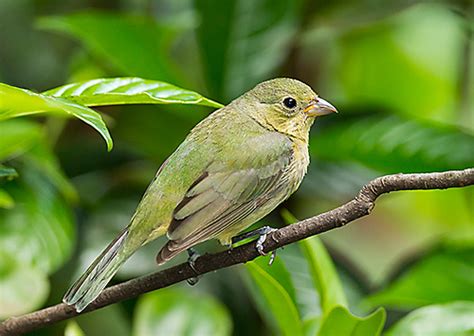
[304,97,338,117]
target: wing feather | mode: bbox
[156,132,294,264]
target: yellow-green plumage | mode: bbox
[64,78,337,312]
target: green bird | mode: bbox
[64,78,337,312]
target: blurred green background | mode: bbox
[0,0,473,335]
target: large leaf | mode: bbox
[133,288,232,336]
[0,119,76,200]
[0,250,49,318]
[0,83,113,151]
[0,119,42,161]
[195,0,302,100]
[386,301,474,336]
[365,247,474,309]
[0,165,75,274]
[301,237,348,313]
[282,210,347,313]
[44,77,222,108]
[246,259,303,336]
[320,4,466,128]
[317,306,385,336]
[279,242,321,320]
[22,142,77,202]
[38,12,183,83]
[312,115,474,173]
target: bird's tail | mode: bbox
[63,226,132,312]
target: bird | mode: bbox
[63,78,337,312]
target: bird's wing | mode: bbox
[156,132,293,263]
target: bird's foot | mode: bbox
[255,227,278,265]
[186,248,200,286]
[232,226,277,265]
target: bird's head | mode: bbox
[239,78,337,142]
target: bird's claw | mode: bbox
[255,227,277,265]
[186,248,200,286]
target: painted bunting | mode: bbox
[64,78,337,312]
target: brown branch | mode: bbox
[1,168,473,335]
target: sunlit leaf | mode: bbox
[313,115,474,173]
[365,247,474,309]
[324,4,465,127]
[386,301,474,336]
[0,189,14,209]
[317,306,385,336]
[133,288,232,336]
[246,260,303,336]
[65,321,85,336]
[0,83,113,151]
[195,0,302,100]
[0,250,49,318]
[44,77,222,108]
[38,12,183,83]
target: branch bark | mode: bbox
[1,168,473,335]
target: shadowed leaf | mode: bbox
[312,115,474,173]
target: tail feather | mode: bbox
[63,227,131,312]
[156,240,190,266]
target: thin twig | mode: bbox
[1,168,473,335]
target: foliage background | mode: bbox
[0,0,473,335]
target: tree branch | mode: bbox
[1,168,473,335]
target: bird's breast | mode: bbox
[282,140,310,197]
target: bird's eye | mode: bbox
[283,97,297,109]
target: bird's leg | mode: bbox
[232,226,278,265]
[186,248,200,286]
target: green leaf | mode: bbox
[195,0,302,100]
[246,260,303,336]
[386,301,474,336]
[0,189,14,209]
[278,243,321,320]
[324,4,466,128]
[252,255,297,304]
[0,83,113,151]
[0,165,75,274]
[301,237,348,313]
[0,119,42,161]
[38,12,183,83]
[133,288,232,336]
[44,77,223,108]
[313,115,474,173]
[282,210,347,313]
[365,247,474,309]
[0,250,49,318]
[74,305,131,336]
[0,165,18,181]
[317,306,385,336]
[65,321,85,336]
[22,142,77,202]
